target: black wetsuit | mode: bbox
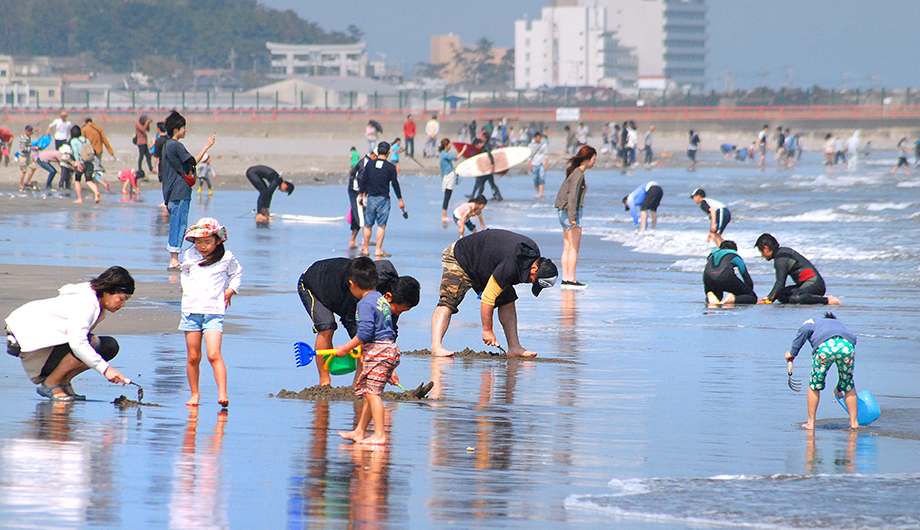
[703,249,757,304]
[246,165,282,214]
[766,247,827,304]
[470,138,502,200]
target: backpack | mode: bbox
[80,138,95,162]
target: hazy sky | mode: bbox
[259,0,920,90]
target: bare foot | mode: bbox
[507,347,537,358]
[318,377,332,386]
[706,292,721,305]
[218,394,229,408]
[441,217,449,223]
[186,394,200,406]
[721,293,736,305]
[339,429,365,442]
[801,422,814,430]
[73,199,83,204]
[827,295,842,305]
[348,241,357,248]
[431,345,455,357]
[356,434,387,446]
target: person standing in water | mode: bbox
[245,165,294,224]
[687,130,700,171]
[555,145,596,289]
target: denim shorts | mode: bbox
[178,313,224,332]
[532,164,545,186]
[557,207,583,229]
[364,195,390,227]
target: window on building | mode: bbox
[525,39,530,46]
[49,90,55,97]
[525,53,530,61]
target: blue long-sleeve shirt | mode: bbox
[789,317,857,358]
[626,184,647,227]
[355,291,395,344]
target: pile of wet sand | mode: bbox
[272,381,434,402]
[402,348,581,364]
[113,395,163,408]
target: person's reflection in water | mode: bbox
[168,408,228,530]
[805,429,866,474]
[559,289,579,353]
[428,356,453,405]
[348,442,391,527]
[0,402,91,526]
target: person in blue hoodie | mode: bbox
[784,312,859,430]
[702,240,756,305]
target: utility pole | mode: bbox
[759,70,769,89]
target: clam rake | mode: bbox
[787,361,801,392]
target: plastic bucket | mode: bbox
[324,354,357,375]
[836,390,881,426]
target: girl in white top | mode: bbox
[453,195,487,238]
[179,218,242,407]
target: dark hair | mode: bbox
[392,137,401,144]
[719,240,738,251]
[350,146,356,151]
[689,130,695,136]
[345,257,378,290]
[165,110,186,138]
[566,145,597,176]
[84,117,93,124]
[825,133,832,139]
[70,125,82,138]
[824,312,837,319]
[439,138,451,152]
[431,114,437,120]
[156,121,167,133]
[90,266,135,296]
[534,131,542,138]
[136,169,145,179]
[754,233,779,253]
[198,239,226,267]
[472,138,482,147]
[472,195,488,205]
[387,276,420,308]
[283,180,295,195]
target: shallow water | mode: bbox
[1,151,919,529]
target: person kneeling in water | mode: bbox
[755,233,841,305]
[703,240,757,305]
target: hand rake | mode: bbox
[787,360,802,392]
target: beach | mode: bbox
[0,137,919,528]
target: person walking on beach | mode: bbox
[784,312,859,430]
[623,181,663,231]
[822,134,836,173]
[690,188,731,246]
[643,125,655,166]
[758,124,769,167]
[424,115,439,158]
[48,110,72,150]
[438,138,460,223]
[18,125,38,191]
[196,153,215,195]
[430,229,558,358]
[891,137,910,176]
[246,165,294,223]
[365,121,379,154]
[754,233,841,305]
[298,257,419,386]
[453,195,487,239]
[70,125,102,204]
[626,122,638,166]
[162,110,216,269]
[703,240,757,305]
[389,138,402,173]
[358,141,403,258]
[153,121,169,179]
[528,131,548,198]
[136,114,153,174]
[82,117,114,178]
[402,115,416,158]
[348,151,372,247]
[5,266,134,401]
[335,258,403,446]
[469,131,503,201]
[774,127,786,170]
[179,218,242,408]
[687,130,700,171]
[555,145,596,289]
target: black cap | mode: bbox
[622,195,629,211]
[690,188,705,198]
[532,258,558,296]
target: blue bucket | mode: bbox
[836,390,881,426]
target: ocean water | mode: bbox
[0,151,918,529]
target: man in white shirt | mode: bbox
[528,132,549,198]
[48,110,73,149]
[424,115,439,158]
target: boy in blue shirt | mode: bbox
[337,257,401,445]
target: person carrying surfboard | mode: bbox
[784,312,860,430]
[469,131,503,201]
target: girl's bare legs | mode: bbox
[85,180,101,202]
[340,399,372,441]
[74,180,83,203]
[186,331,203,406]
[203,330,228,406]
[561,226,582,282]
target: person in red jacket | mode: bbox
[402,115,416,159]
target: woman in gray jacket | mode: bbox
[554,145,596,289]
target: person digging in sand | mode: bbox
[430,229,557,357]
[336,257,403,445]
[784,312,859,430]
[297,257,419,386]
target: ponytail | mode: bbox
[566,145,597,176]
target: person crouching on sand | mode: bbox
[337,257,402,445]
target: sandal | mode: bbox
[60,383,86,401]
[375,251,392,258]
[36,383,75,402]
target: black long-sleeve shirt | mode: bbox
[358,158,401,199]
[767,247,822,301]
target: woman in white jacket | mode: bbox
[5,266,134,401]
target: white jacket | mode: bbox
[5,282,109,376]
[180,248,242,315]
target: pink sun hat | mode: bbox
[185,217,227,243]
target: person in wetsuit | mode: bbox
[246,165,294,222]
[754,233,841,305]
[469,131,503,201]
[703,240,756,305]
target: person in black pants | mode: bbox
[246,165,294,223]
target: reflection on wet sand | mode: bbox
[168,408,228,530]
[805,429,876,475]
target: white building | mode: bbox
[266,42,370,78]
[577,0,707,90]
[514,6,637,90]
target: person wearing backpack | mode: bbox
[70,126,101,204]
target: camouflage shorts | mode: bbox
[810,337,855,392]
[437,242,473,314]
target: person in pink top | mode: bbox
[36,149,63,189]
[0,127,14,167]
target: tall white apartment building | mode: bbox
[514,6,638,90]
[579,0,707,90]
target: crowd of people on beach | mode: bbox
[4,111,897,447]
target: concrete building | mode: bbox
[0,55,63,107]
[514,6,637,90]
[266,42,370,77]
[429,34,509,85]
[577,0,707,90]
[244,76,400,108]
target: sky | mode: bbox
[259,0,920,90]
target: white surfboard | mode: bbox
[280,214,345,223]
[455,146,533,178]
